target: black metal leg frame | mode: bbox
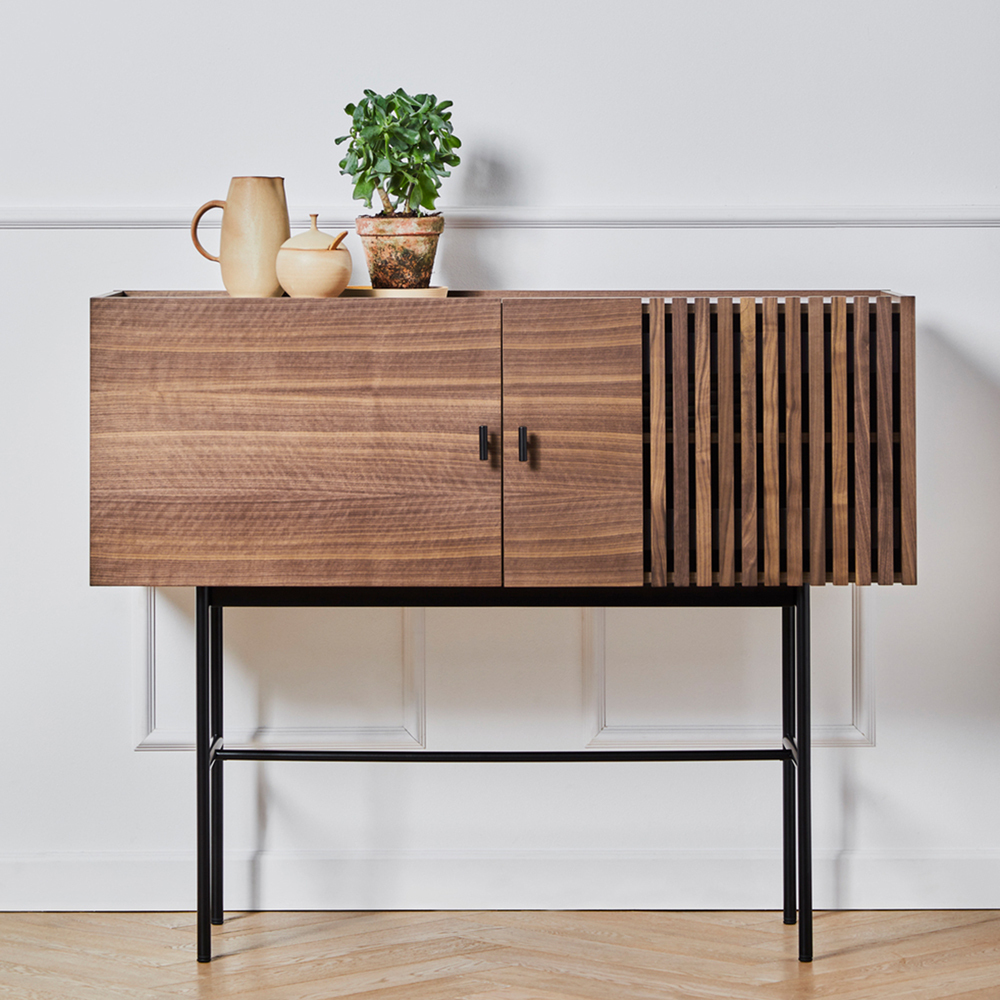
[195,585,812,963]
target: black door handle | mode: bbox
[518,426,528,462]
[479,425,489,460]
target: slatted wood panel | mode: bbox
[740,298,758,585]
[831,298,849,585]
[899,296,918,584]
[808,297,826,586]
[501,297,644,586]
[785,298,803,585]
[649,299,668,587]
[671,298,691,586]
[762,298,780,586]
[876,297,895,585]
[694,298,713,586]
[91,296,503,586]
[854,297,872,586]
[717,299,736,586]
[648,294,915,585]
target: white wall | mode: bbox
[2,0,999,911]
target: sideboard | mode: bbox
[91,289,916,963]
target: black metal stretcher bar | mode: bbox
[195,585,812,964]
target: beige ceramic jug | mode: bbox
[191,177,290,297]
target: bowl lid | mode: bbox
[281,214,347,250]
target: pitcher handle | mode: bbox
[191,200,226,262]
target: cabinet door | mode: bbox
[502,298,644,586]
[91,296,502,586]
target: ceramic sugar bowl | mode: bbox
[276,215,352,297]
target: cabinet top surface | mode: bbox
[96,288,904,301]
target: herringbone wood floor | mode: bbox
[1,910,998,999]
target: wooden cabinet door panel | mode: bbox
[501,298,644,586]
[91,297,502,586]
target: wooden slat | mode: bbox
[762,297,780,585]
[831,297,849,584]
[649,299,668,586]
[876,296,895,584]
[900,296,917,584]
[808,297,826,585]
[740,297,757,585]
[854,297,872,585]
[785,298,803,585]
[694,298,712,586]
[672,298,690,585]
[717,298,736,586]
[502,297,645,586]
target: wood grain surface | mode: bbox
[717,299,736,586]
[785,298,803,585]
[694,298,713,586]
[876,296,895,584]
[648,299,668,586]
[94,292,914,589]
[501,297,644,586]
[762,297,780,586]
[854,297,872,586]
[900,296,917,584]
[92,297,503,586]
[672,298,691,586]
[740,298,758,585]
[807,297,827,585]
[831,297,849,585]
[2,909,996,999]
[642,295,914,586]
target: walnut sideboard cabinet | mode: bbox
[91,289,917,963]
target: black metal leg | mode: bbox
[796,586,813,962]
[196,588,212,962]
[210,604,224,925]
[781,605,797,925]
[188,584,815,963]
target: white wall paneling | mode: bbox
[135,589,425,750]
[587,588,874,749]
[3,0,1000,911]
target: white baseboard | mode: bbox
[3,850,998,911]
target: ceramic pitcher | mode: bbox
[191,177,290,297]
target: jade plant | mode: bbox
[335,88,461,217]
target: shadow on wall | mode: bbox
[881,323,1000,720]
[437,147,525,289]
[830,321,1000,905]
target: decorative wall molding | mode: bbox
[5,204,1000,230]
[586,588,874,749]
[133,589,425,751]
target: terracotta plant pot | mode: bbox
[355,214,444,289]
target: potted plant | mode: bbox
[336,88,461,289]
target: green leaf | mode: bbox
[338,87,460,209]
[353,178,375,207]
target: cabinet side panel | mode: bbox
[502,298,644,586]
[91,297,502,586]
